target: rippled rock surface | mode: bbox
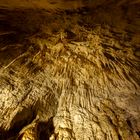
[0,0,140,139]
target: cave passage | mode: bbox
[0,0,140,140]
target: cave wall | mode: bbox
[0,0,140,140]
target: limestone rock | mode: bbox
[0,0,140,140]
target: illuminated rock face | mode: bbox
[0,1,140,140]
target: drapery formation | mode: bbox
[0,0,140,139]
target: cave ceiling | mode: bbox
[0,0,140,140]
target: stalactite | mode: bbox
[0,0,140,139]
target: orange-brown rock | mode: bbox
[0,0,140,140]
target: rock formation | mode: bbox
[0,0,140,139]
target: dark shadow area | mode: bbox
[136,131,140,138]
[37,117,55,140]
[118,134,122,140]
[0,109,36,140]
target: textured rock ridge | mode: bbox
[0,1,140,140]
